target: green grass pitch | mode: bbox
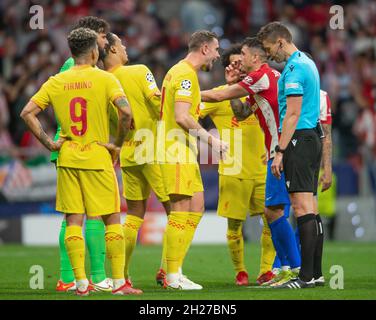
[0,242,375,300]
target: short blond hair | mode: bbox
[188,30,218,52]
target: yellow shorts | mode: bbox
[160,162,204,197]
[217,174,265,220]
[121,164,169,202]
[56,167,120,216]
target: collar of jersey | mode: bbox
[108,64,122,73]
[181,59,197,73]
[286,50,300,65]
[257,63,268,72]
[71,64,93,70]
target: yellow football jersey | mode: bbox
[159,60,201,164]
[31,64,125,170]
[199,85,266,179]
[109,64,160,167]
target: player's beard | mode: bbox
[201,61,212,72]
[124,54,129,65]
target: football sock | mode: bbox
[166,211,187,274]
[179,212,203,268]
[273,255,281,270]
[271,204,294,269]
[295,226,301,253]
[113,279,125,290]
[85,219,106,283]
[123,214,144,279]
[59,220,75,283]
[297,214,318,282]
[77,278,89,289]
[269,215,301,269]
[65,225,86,281]
[271,233,289,267]
[105,224,125,280]
[160,228,167,271]
[313,214,324,279]
[227,218,246,273]
[259,214,276,275]
[283,204,291,218]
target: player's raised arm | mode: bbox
[201,82,248,103]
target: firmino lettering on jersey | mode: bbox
[64,81,93,91]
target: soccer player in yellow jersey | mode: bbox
[20,28,140,296]
[103,32,170,290]
[54,16,115,294]
[159,30,228,290]
[199,44,276,286]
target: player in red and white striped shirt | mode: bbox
[201,37,301,286]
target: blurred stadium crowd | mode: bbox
[0,0,375,202]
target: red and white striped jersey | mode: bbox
[319,89,332,125]
[238,63,280,159]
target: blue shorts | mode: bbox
[266,159,290,208]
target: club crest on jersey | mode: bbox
[292,139,297,146]
[146,72,155,83]
[242,76,253,85]
[181,79,192,90]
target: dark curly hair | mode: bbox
[221,44,241,68]
[72,16,110,34]
[67,28,97,58]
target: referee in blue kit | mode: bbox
[257,22,323,289]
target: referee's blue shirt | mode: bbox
[278,50,320,132]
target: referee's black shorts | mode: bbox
[283,128,322,195]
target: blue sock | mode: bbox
[283,204,291,218]
[271,233,289,268]
[295,226,301,254]
[273,255,281,269]
[269,216,301,269]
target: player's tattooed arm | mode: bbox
[20,100,64,152]
[113,96,133,147]
[319,123,332,192]
[230,99,253,121]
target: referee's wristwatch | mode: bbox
[275,145,285,154]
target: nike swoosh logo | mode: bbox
[61,283,74,290]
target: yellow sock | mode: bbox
[259,214,276,275]
[160,229,167,271]
[64,225,86,281]
[165,211,187,274]
[105,224,125,280]
[227,218,246,273]
[123,214,143,279]
[179,212,203,268]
